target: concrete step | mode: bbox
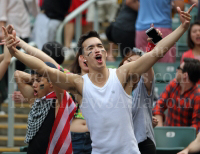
[0,114,28,123]
[0,123,27,136]
[0,146,20,153]
[0,136,26,147]
[1,103,31,114]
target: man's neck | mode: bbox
[88,67,109,87]
[180,81,194,95]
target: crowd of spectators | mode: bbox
[0,0,199,154]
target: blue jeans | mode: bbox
[71,132,92,154]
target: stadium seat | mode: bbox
[176,43,189,61]
[154,127,196,154]
[19,146,28,152]
[154,82,168,96]
[153,62,180,82]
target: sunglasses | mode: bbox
[177,66,183,71]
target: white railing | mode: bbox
[56,0,99,44]
[7,42,37,147]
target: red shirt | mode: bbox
[153,79,200,132]
[181,49,195,63]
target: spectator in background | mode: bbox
[0,0,39,71]
[64,0,88,48]
[88,0,119,61]
[0,0,39,42]
[153,58,200,133]
[106,0,138,58]
[181,21,200,62]
[117,29,162,154]
[31,0,71,49]
[181,21,200,85]
[42,41,64,65]
[135,0,184,63]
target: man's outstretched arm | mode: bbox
[117,4,196,81]
[2,27,82,93]
[5,25,60,68]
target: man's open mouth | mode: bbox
[95,54,102,63]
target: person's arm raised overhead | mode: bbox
[117,4,196,85]
[14,70,34,105]
[5,25,60,68]
[0,45,11,80]
[0,53,4,62]
[2,26,82,94]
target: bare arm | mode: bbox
[17,37,60,68]
[117,5,195,83]
[126,0,139,11]
[142,67,154,95]
[174,0,185,11]
[154,115,163,127]
[5,25,68,71]
[0,45,11,80]
[13,49,80,92]
[14,70,34,104]
[0,53,4,62]
[177,133,200,154]
[174,0,185,23]
[2,26,83,95]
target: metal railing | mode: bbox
[7,42,37,147]
[56,0,99,44]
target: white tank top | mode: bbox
[81,69,140,154]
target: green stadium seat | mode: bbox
[153,62,180,82]
[176,43,189,61]
[172,3,198,31]
[154,82,168,96]
[154,127,196,154]
[106,57,122,68]
[20,146,28,152]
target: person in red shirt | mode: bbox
[181,21,200,63]
[153,58,200,133]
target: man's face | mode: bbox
[31,74,52,98]
[82,37,107,70]
[175,62,185,83]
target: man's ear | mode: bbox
[183,72,189,81]
[80,54,87,62]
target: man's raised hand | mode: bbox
[177,3,196,29]
[1,26,19,55]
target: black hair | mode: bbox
[70,51,81,74]
[30,62,58,82]
[77,31,101,55]
[42,42,64,65]
[187,21,200,49]
[183,58,200,84]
